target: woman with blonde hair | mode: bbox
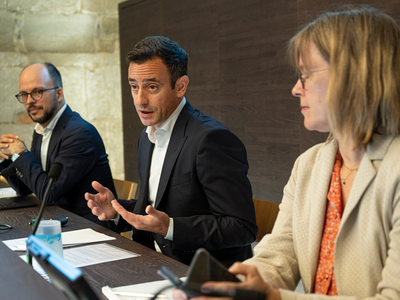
[174,6,400,300]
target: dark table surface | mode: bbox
[0,186,187,300]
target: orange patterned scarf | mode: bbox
[314,151,342,295]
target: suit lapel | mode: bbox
[135,138,154,214]
[339,155,376,224]
[154,102,194,209]
[31,132,42,159]
[340,134,393,226]
[306,139,337,290]
[45,106,73,171]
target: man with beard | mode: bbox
[0,63,116,226]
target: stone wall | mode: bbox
[0,0,125,180]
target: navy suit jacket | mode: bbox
[0,105,116,226]
[116,101,257,267]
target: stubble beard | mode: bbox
[28,95,59,124]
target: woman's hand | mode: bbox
[172,262,281,300]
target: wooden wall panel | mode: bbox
[119,0,400,203]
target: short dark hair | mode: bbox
[43,62,63,88]
[126,36,188,89]
[21,62,63,89]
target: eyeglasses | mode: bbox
[298,69,329,89]
[15,87,59,104]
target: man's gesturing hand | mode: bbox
[85,181,117,220]
[112,201,170,236]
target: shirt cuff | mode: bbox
[164,218,174,240]
[111,211,120,224]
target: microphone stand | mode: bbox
[27,162,63,265]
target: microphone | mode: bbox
[0,167,16,177]
[47,162,63,180]
[28,162,63,265]
[31,162,63,235]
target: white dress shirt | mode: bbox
[146,97,186,242]
[34,104,67,171]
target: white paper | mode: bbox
[21,243,139,267]
[61,228,117,246]
[102,278,186,300]
[3,228,116,251]
[3,238,29,251]
[0,187,17,198]
[64,243,139,267]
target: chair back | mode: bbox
[0,175,7,184]
[113,178,138,239]
[113,178,137,200]
[252,199,280,242]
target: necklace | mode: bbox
[341,162,359,185]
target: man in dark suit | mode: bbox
[0,63,116,226]
[86,36,257,266]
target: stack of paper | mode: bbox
[0,187,17,198]
[2,228,116,251]
[102,278,186,300]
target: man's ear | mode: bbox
[175,75,189,98]
[56,87,64,103]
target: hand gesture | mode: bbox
[85,181,117,220]
[112,201,170,236]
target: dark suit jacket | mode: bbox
[116,101,257,267]
[0,105,116,226]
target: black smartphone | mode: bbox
[157,248,240,298]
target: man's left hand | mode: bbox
[111,201,170,236]
[0,134,27,158]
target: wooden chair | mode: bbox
[113,178,138,239]
[0,175,7,184]
[252,199,280,242]
[113,178,137,200]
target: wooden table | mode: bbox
[0,193,187,300]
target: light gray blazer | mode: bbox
[246,134,400,300]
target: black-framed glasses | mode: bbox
[298,69,329,89]
[15,87,60,104]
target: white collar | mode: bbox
[35,104,67,135]
[146,98,186,144]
